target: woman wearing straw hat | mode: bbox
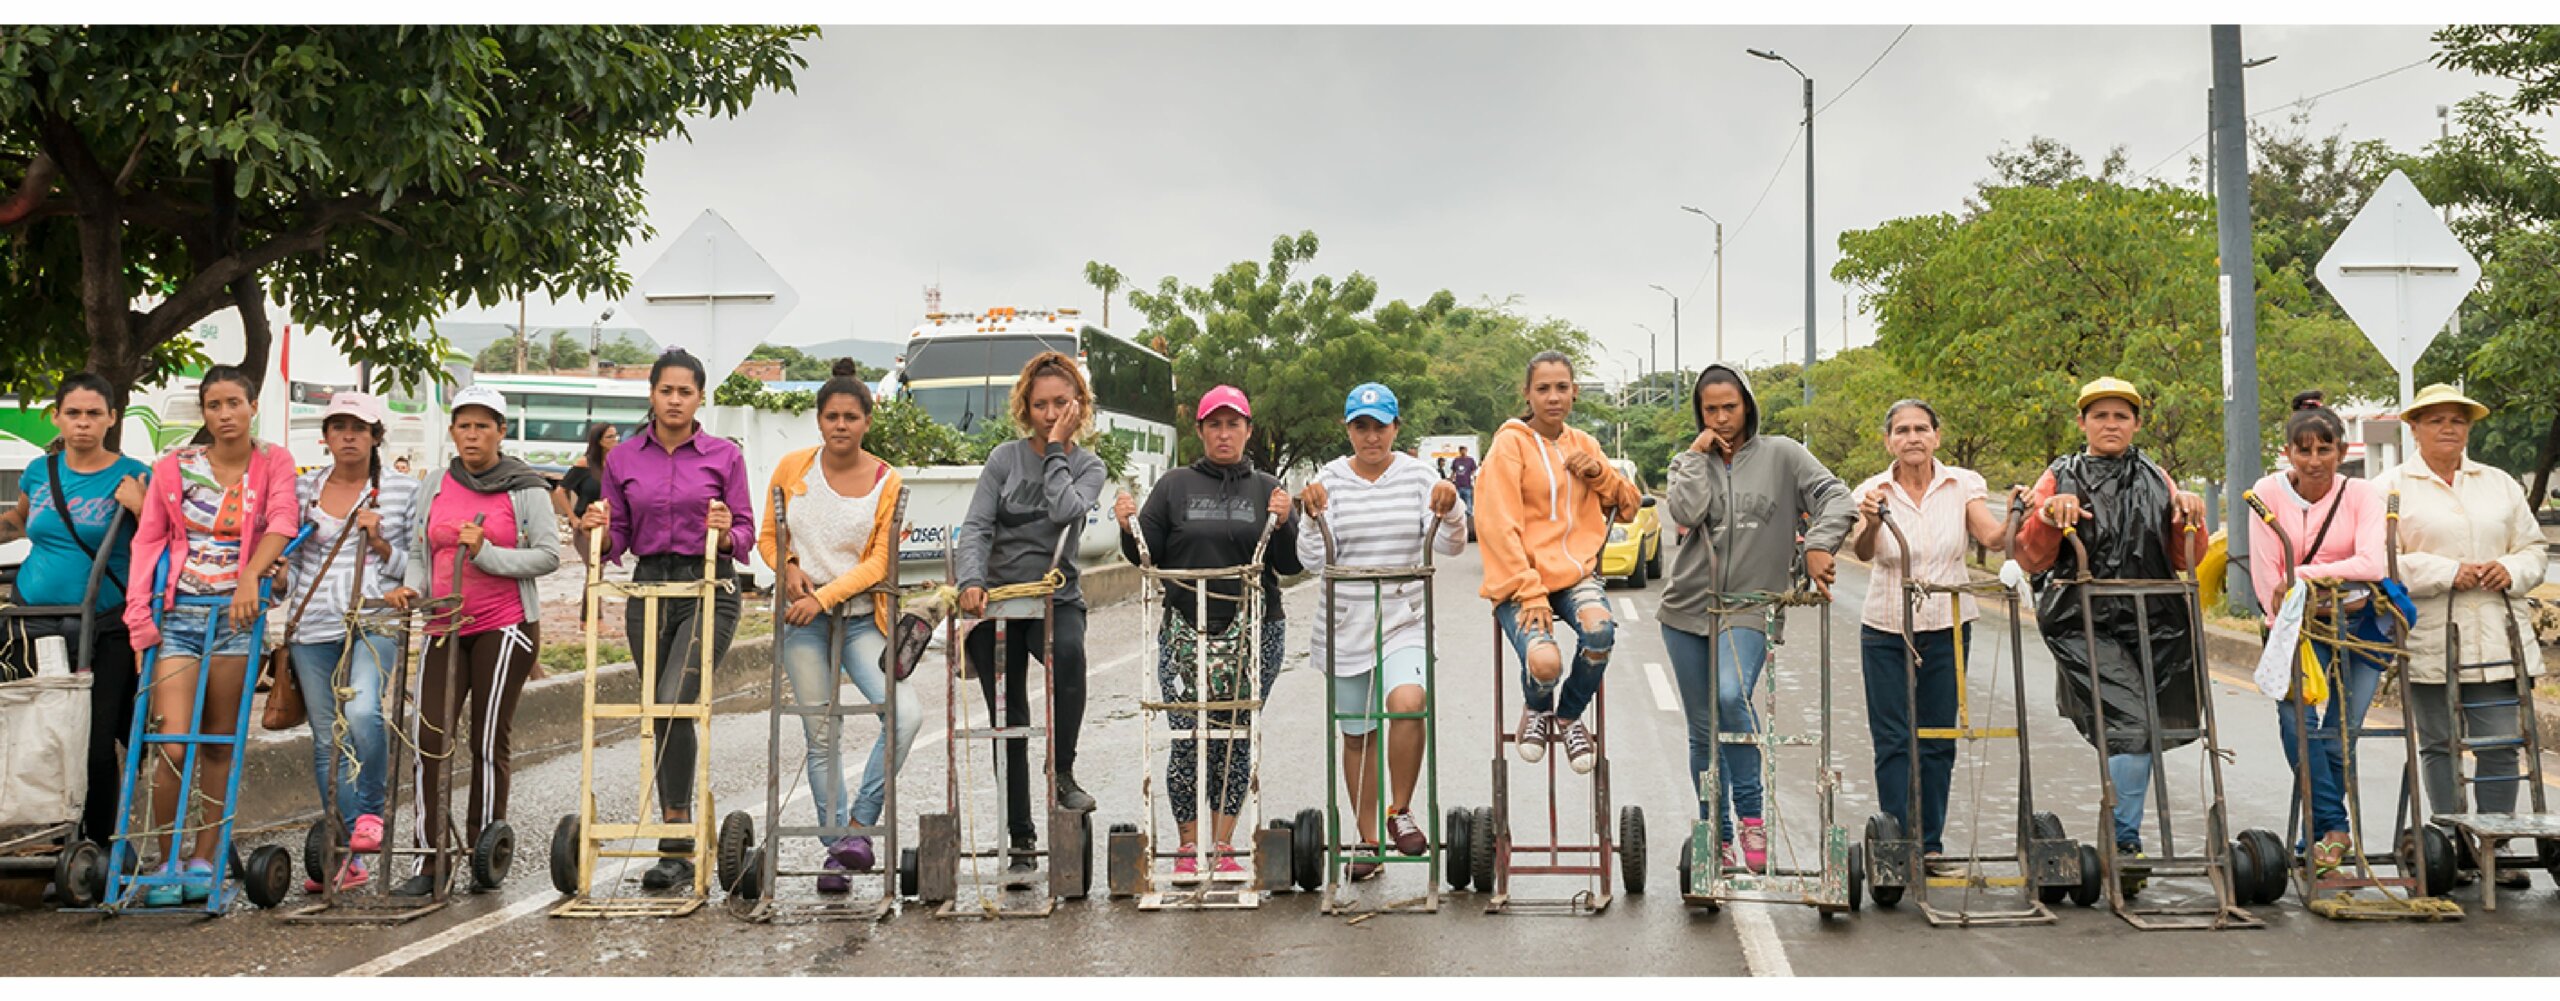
[2375,383,2548,887]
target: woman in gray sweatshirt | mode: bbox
[1657,363,1854,874]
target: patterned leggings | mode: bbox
[1159,617,1286,824]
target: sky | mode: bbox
[439,23,2521,386]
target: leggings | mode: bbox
[1159,617,1286,825]
[629,554,738,830]
[80,624,137,846]
[413,622,540,850]
[966,603,1089,839]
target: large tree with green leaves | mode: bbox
[0,25,814,409]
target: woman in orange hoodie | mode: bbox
[1476,351,1641,776]
[756,360,919,893]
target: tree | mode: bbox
[546,329,587,371]
[2435,25,2560,113]
[473,336,520,375]
[0,26,815,416]
[1083,260,1125,329]
[596,333,655,368]
[1381,291,1594,451]
[2244,113,2397,291]
[744,341,835,381]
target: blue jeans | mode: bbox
[1663,624,1766,842]
[291,632,398,823]
[1860,624,1967,854]
[2109,753,2153,850]
[778,614,920,837]
[2278,609,2389,840]
[1493,578,1614,721]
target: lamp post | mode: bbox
[591,307,615,378]
[1749,47,1816,406]
[1680,205,1724,366]
[1635,322,1661,382]
[1647,284,1680,379]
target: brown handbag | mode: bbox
[259,491,374,731]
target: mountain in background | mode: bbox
[787,338,905,371]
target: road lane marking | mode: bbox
[1734,905,1794,977]
[338,894,554,977]
[1615,597,1642,622]
[1643,662,1681,714]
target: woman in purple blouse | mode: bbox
[579,348,756,893]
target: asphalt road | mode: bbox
[9,543,2560,977]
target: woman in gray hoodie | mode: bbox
[1658,364,1854,874]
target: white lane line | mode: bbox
[1734,905,1795,977]
[1615,597,1642,622]
[1092,648,1143,677]
[1643,662,1681,714]
[338,894,554,977]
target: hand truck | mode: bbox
[1307,509,1444,916]
[2426,533,2560,913]
[0,508,126,910]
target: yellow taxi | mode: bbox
[1598,458,1662,589]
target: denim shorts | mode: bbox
[155,602,258,660]
[1330,645,1430,737]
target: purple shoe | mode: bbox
[816,855,850,894]
[827,835,876,873]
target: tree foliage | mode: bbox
[0,25,815,410]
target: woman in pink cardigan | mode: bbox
[121,366,300,904]
[2246,404,2388,876]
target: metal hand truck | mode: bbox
[1307,509,1444,916]
[1106,514,1312,909]
[285,524,487,923]
[720,485,909,921]
[1861,507,2089,925]
[88,567,295,915]
[547,524,724,918]
[2054,524,2265,930]
[915,526,1091,917]
[0,508,126,910]
[1676,583,1845,917]
[2245,489,2459,919]
[2428,547,2560,912]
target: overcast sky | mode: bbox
[440,23,2518,385]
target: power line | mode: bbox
[1817,25,1913,118]
[2138,55,2435,181]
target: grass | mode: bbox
[538,640,629,676]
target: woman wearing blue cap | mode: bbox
[1296,383,1466,880]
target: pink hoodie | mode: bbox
[2246,470,2387,611]
[122,441,301,650]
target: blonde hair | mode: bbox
[1008,350,1094,439]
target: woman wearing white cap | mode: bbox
[283,391,420,893]
[2377,384,2547,886]
[383,384,561,895]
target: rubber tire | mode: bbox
[1864,813,1904,908]
[472,820,514,891]
[2240,828,2287,905]
[1069,813,1095,900]
[2403,826,2456,897]
[1678,835,1695,897]
[2226,838,2260,906]
[1647,536,1663,578]
[56,840,104,910]
[304,821,334,884]
[2071,844,2103,907]
[1443,808,1473,890]
[1469,806,1498,894]
[1291,807,1325,892]
[244,845,293,909]
[2542,837,2560,889]
[716,811,755,895]
[2026,812,2070,905]
[548,814,581,896]
[1629,549,1648,589]
[733,846,765,901]
[1618,805,1647,895]
[898,846,920,899]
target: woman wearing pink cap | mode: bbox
[1115,384,1303,879]
[283,391,421,893]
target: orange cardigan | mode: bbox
[1474,419,1640,605]
[756,447,904,634]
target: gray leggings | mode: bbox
[2407,681,2521,817]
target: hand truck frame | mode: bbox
[1307,509,1444,916]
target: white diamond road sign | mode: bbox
[2314,170,2477,382]
[626,210,800,388]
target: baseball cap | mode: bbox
[450,384,509,420]
[319,390,388,431]
[1343,383,1399,424]
[1196,385,1251,421]
[2074,376,2145,414]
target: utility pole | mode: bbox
[2441,104,2460,341]
[2205,87,2215,198]
[2213,25,2262,616]
[1800,71,1816,404]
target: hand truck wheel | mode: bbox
[1443,807,1474,891]
[2070,844,2103,907]
[897,846,920,899]
[472,820,515,891]
[1467,805,1497,894]
[1863,813,1905,908]
[56,840,104,910]
[716,810,756,895]
[303,821,335,885]
[244,845,294,909]
[733,846,765,901]
[548,813,582,896]
[1843,842,1865,915]
[1618,805,1647,896]
[1291,807,1325,892]
[2238,828,2286,905]
[2541,838,2560,887]
[2226,836,2261,906]
[2030,812,2070,906]
[2399,826,2456,897]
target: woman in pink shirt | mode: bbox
[2245,404,2387,875]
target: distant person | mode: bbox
[554,422,619,564]
[1449,445,1477,515]
[393,455,413,476]
[1436,456,1449,479]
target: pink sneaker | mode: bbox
[1172,843,1202,881]
[1740,818,1768,872]
[302,857,370,894]
[348,814,385,854]
[1212,842,1246,876]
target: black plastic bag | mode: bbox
[2029,448,2203,756]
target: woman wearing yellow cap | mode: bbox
[2376,384,2548,888]
[2012,377,2207,878]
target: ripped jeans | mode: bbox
[1493,576,1615,722]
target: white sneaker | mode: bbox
[1517,711,1551,763]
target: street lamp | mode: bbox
[591,306,615,378]
[1646,284,1680,379]
[1681,205,1724,366]
[1635,322,1660,382]
[1750,46,1817,406]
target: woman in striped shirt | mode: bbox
[284,392,419,893]
[1295,383,1465,881]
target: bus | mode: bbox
[890,307,1177,568]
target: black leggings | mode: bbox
[628,555,738,827]
[82,623,137,845]
[965,603,1088,839]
